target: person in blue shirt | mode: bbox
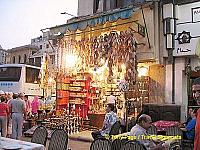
[182,109,197,140]
[91,103,117,140]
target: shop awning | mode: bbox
[48,7,136,35]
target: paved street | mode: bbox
[68,140,91,150]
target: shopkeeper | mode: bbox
[107,92,116,105]
[107,92,117,113]
[91,103,118,140]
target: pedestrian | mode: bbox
[7,92,14,138]
[31,96,39,115]
[0,96,9,137]
[24,95,32,117]
[0,90,5,97]
[192,77,200,150]
[9,93,26,140]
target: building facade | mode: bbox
[6,45,38,65]
[0,46,9,64]
[30,31,57,69]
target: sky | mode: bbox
[0,0,78,50]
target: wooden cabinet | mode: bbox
[88,113,105,129]
[143,103,181,122]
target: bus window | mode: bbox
[26,67,40,83]
[0,67,21,81]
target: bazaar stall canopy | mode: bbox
[49,7,137,34]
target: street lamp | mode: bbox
[60,12,76,17]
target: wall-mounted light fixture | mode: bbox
[163,2,176,50]
[138,66,148,77]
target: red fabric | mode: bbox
[152,120,179,131]
[0,102,9,116]
[194,108,200,150]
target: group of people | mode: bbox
[0,91,40,140]
[91,77,200,150]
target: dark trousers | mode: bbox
[91,131,103,140]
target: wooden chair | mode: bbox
[120,141,146,150]
[147,125,157,135]
[90,138,111,150]
[111,138,129,150]
[48,129,68,150]
[31,125,48,146]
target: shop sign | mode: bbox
[174,7,200,57]
[192,7,200,22]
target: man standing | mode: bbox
[9,93,26,139]
[192,77,200,150]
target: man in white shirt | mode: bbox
[130,114,168,150]
[107,92,116,105]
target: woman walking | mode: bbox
[0,96,9,137]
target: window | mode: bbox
[52,39,57,46]
[13,56,15,63]
[32,51,36,55]
[18,55,21,64]
[46,44,49,49]
[40,45,42,49]
[29,58,34,65]
[35,57,41,67]
[50,55,55,64]
[0,67,21,81]
[25,67,40,83]
[93,0,100,13]
[24,54,27,63]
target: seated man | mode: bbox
[130,114,168,150]
[181,109,197,140]
[91,103,117,140]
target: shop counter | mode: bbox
[88,113,105,129]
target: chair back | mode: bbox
[111,138,128,150]
[169,142,181,150]
[166,126,182,144]
[48,129,68,150]
[90,138,111,150]
[31,125,48,146]
[147,125,157,135]
[120,141,146,150]
[109,121,121,136]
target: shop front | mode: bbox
[49,4,165,129]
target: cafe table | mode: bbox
[0,137,45,150]
[152,120,179,132]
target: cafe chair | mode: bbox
[182,139,194,149]
[48,129,68,150]
[31,125,48,146]
[90,138,111,150]
[147,125,157,135]
[120,141,146,150]
[166,126,183,146]
[169,142,181,150]
[109,121,122,136]
[111,138,129,150]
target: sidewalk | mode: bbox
[69,130,93,142]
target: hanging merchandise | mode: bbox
[62,29,137,86]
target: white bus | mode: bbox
[0,64,43,97]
